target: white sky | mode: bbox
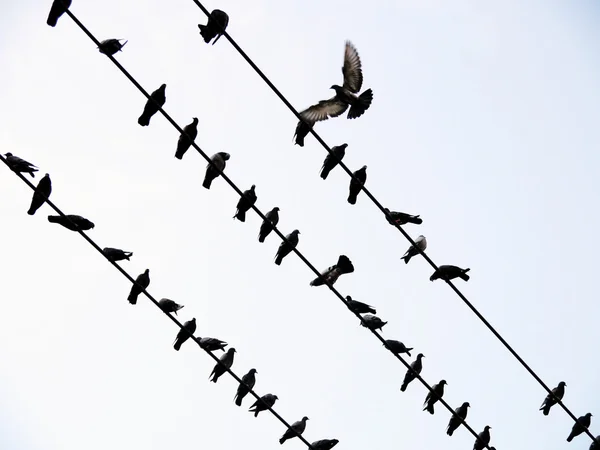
[1,1,599,449]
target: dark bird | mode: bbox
[540,381,566,415]
[423,379,447,415]
[198,9,229,45]
[173,318,196,351]
[320,144,347,180]
[98,39,128,56]
[360,314,387,331]
[385,339,413,357]
[175,118,199,160]
[401,235,427,264]
[4,153,38,177]
[138,84,166,126]
[158,298,184,315]
[299,41,373,125]
[293,119,313,147]
[347,165,367,205]
[27,174,51,216]
[345,296,376,314]
[203,152,230,189]
[249,393,278,417]
[473,426,491,450]
[127,269,150,305]
[567,413,592,442]
[274,230,300,265]
[311,440,339,450]
[198,337,228,352]
[310,255,354,286]
[384,208,423,226]
[258,207,280,243]
[401,353,424,392]
[279,417,309,445]
[47,214,94,232]
[46,0,71,27]
[589,436,600,450]
[209,348,236,383]
[447,402,470,436]
[233,185,257,222]
[102,247,133,262]
[430,265,470,282]
[234,368,257,407]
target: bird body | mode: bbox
[47,214,94,231]
[198,337,228,352]
[540,381,566,415]
[249,393,278,417]
[447,402,470,436]
[173,318,196,351]
[203,152,230,189]
[102,247,133,262]
[98,39,128,56]
[430,265,470,282]
[5,153,38,177]
[473,426,491,450]
[279,416,309,445]
[423,380,447,414]
[400,353,424,392]
[234,368,257,406]
[320,144,347,179]
[258,207,280,242]
[138,84,166,126]
[311,440,339,450]
[28,174,52,215]
[385,339,413,357]
[233,185,257,222]
[293,119,313,147]
[310,255,354,286]
[209,348,236,383]
[175,118,199,159]
[158,298,184,315]
[274,230,300,265]
[384,208,423,226]
[402,235,427,264]
[345,296,376,314]
[360,314,387,331]
[46,0,72,27]
[347,165,367,204]
[567,413,592,442]
[198,9,229,45]
[127,269,150,305]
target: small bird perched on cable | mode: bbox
[345,296,376,315]
[567,413,592,442]
[279,417,309,445]
[320,144,347,179]
[258,207,280,243]
[27,174,52,216]
[249,393,278,417]
[430,265,470,282]
[384,208,423,226]
[98,39,128,56]
[198,10,229,45]
[233,185,257,222]
[347,165,367,204]
[175,118,199,160]
[173,318,196,351]
[310,255,354,286]
[274,230,300,265]
[203,152,230,189]
[209,348,236,383]
[47,214,94,232]
[127,269,150,305]
[138,84,166,127]
[423,379,447,414]
[234,368,257,406]
[102,247,133,262]
[158,298,184,315]
[446,402,470,436]
[4,153,38,177]
[400,353,424,392]
[540,381,566,416]
[401,235,427,264]
[473,426,491,450]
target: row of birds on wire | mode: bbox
[42,1,600,449]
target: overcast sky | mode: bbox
[1,1,599,449]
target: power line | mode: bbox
[187,1,598,443]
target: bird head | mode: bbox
[303,416,310,421]
[220,152,231,160]
[229,348,237,354]
[293,229,300,235]
[330,84,343,94]
[159,84,166,90]
[5,152,12,157]
[361,165,367,170]
[440,380,448,385]
[417,353,425,359]
[273,207,280,212]
[192,117,199,124]
[484,425,492,431]
[559,381,567,387]
[273,395,279,400]
[250,368,257,374]
[341,143,348,148]
[464,402,471,408]
[345,295,352,301]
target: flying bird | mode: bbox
[400,353,424,392]
[360,314,387,331]
[234,368,257,407]
[4,153,38,177]
[540,381,566,416]
[47,214,94,232]
[198,337,228,352]
[279,417,309,445]
[274,230,300,265]
[158,298,184,315]
[203,152,230,189]
[127,269,150,305]
[384,208,423,226]
[102,247,133,262]
[138,84,166,126]
[401,235,427,264]
[293,119,313,147]
[473,426,491,450]
[98,39,128,56]
[173,318,196,351]
[347,165,367,205]
[430,265,470,282]
[175,118,199,160]
[209,348,236,383]
[258,207,280,243]
[423,380,447,415]
[198,9,229,45]
[46,0,72,27]
[233,185,257,222]
[345,296,376,314]
[27,174,52,215]
[385,339,413,357]
[249,393,278,417]
[447,402,470,436]
[310,255,354,286]
[320,144,347,180]
[567,413,592,442]
[311,440,339,450]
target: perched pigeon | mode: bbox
[589,436,600,450]
[540,381,566,415]
[47,214,94,232]
[46,0,71,27]
[203,152,230,189]
[401,235,427,264]
[173,318,196,351]
[249,393,278,417]
[423,380,447,415]
[447,402,470,436]
[473,426,491,450]
[360,314,387,331]
[299,41,373,124]
[4,153,38,177]
[27,174,51,216]
[347,165,367,205]
[293,119,313,147]
[430,265,470,282]
[274,230,300,265]
[280,416,309,445]
[385,339,413,357]
[198,9,229,45]
[209,347,236,383]
[567,413,592,442]
[98,39,128,56]
[384,208,423,226]
[345,295,376,314]
[400,353,424,392]
[175,118,199,160]
[198,337,228,352]
[138,84,166,126]
[233,185,257,222]
[258,207,280,243]
[158,298,184,315]
[310,255,354,286]
[311,440,339,450]
[127,269,150,305]
[320,144,347,180]
[234,368,257,407]
[102,247,133,262]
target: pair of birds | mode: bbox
[344,295,389,333]
[317,144,368,205]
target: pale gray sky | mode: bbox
[1,1,599,450]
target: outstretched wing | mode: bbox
[342,41,363,93]
[300,97,348,123]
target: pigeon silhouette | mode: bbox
[311,440,339,450]
[345,296,376,314]
[280,417,309,445]
[360,314,387,331]
[158,298,184,315]
[540,381,566,416]
[320,144,347,180]
[384,208,423,226]
[400,353,424,392]
[98,39,127,56]
[48,215,94,232]
[46,0,71,27]
[473,426,491,450]
[275,230,300,265]
[175,118,199,160]
[234,368,257,406]
[447,402,470,436]
[198,10,229,45]
[233,185,257,222]
[209,348,236,383]
[249,393,278,417]
[401,235,427,264]
[127,269,149,305]
[385,339,413,357]
[347,165,367,205]
[198,337,228,352]
[138,84,166,126]
[258,207,280,243]
[173,318,196,351]
[310,255,354,286]
[27,174,51,215]
[423,380,447,414]
[102,247,133,262]
[203,152,230,189]
[567,413,592,442]
[4,153,38,177]
[430,265,470,282]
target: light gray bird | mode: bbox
[102,247,133,262]
[158,298,184,315]
[5,153,38,177]
[447,402,470,436]
[46,0,72,27]
[258,207,280,243]
[209,348,236,383]
[27,174,51,216]
[279,417,309,445]
[98,39,128,56]
[423,380,447,415]
[540,381,566,416]
[400,353,424,392]
[360,314,387,331]
[249,393,278,417]
[345,296,376,314]
[234,368,257,406]
[138,84,166,126]
[173,318,196,351]
[385,339,413,357]
[233,185,257,222]
[127,269,150,305]
[274,230,300,265]
[320,144,347,180]
[430,265,470,282]
[310,255,354,286]
[203,152,230,189]
[175,118,199,160]
[473,426,491,450]
[198,337,228,352]
[198,9,229,45]
[384,208,423,226]
[47,214,94,232]
[347,165,367,205]
[401,235,427,264]
[311,440,339,450]
[567,413,592,442]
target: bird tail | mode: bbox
[234,210,246,222]
[430,272,439,282]
[566,433,574,442]
[202,175,213,189]
[124,252,133,261]
[347,89,374,119]
[234,395,242,407]
[174,340,182,351]
[541,404,550,416]
[138,114,150,126]
[27,205,36,215]
[127,293,137,305]
[274,254,283,266]
[337,255,354,274]
[400,383,407,392]
[46,10,58,27]
[426,403,435,415]
[406,348,413,357]
[447,427,454,437]
[320,165,330,180]
[254,409,259,417]
[279,437,286,445]
[47,215,61,223]
[409,215,423,225]
[367,306,376,314]
[198,24,214,43]
[258,229,268,243]
[347,192,357,204]
[175,149,185,160]
[310,277,323,287]
[402,254,411,264]
[460,268,471,281]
